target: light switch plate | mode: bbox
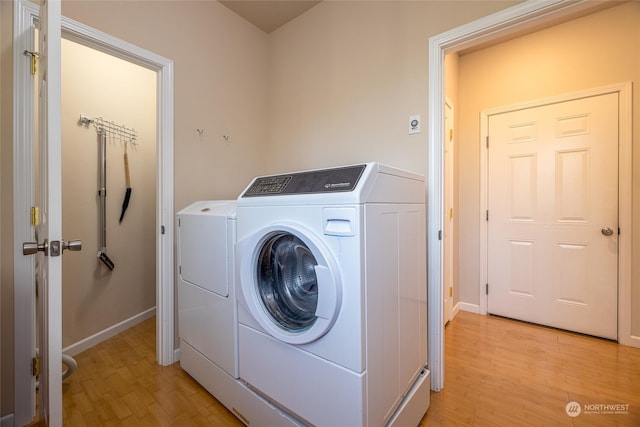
[409,115,421,134]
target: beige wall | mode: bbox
[60,0,271,210]
[266,1,517,175]
[61,39,157,347]
[456,2,640,336]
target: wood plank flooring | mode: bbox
[61,318,242,426]
[423,311,640,427]
[56,311,640,426]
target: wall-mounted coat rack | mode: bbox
[79,114,138,145]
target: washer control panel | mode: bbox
[242,164,366,197]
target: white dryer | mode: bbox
[177,200,238,378]
[235,163,431,426]
[177,200,305,427]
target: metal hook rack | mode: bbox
[79,114,138,145]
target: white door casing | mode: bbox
[486,92,619,340]
[13,1,39,423]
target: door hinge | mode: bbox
[486,283,489,295]
[449,287,453,297]
[32,356,40,377]
[449,129,453,141]
[438,230,442,240]
[31,206,40,226]
[486,136,489,148]
[486,210,489,221]
[24,50,39,76]
[161,225,165,235]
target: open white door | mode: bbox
[443,100,454,325]
[22,0,65,424]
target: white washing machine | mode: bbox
[177,201,303,427]
[235,163,431,426]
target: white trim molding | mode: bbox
[13,2,38,424]
[427,0,618,391]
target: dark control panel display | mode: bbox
[242,164,366,197]
[243,176,292,196]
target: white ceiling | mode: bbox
[219,1,322,33]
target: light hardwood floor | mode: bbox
[424,311,640,427]
[57,311,640,426]
[62,318,242,426]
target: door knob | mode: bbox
[23,240,48,256]
[23,239,82,257]
[601,227,614,236]
[62,240,82,252]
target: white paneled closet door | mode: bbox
[487,92,618,340]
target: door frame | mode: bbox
[13,1,175,423]
[427,0,635,391]
[479,82,632,335]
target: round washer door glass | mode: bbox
[257,232,318,332]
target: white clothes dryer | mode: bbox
[178,201,238,377]
[178,201,303,427]
[235,163,431,427]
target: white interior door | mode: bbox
[487,92,618,340]
[33,0,63,424]
[443,101,454,325]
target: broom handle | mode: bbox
[124,152,131,187]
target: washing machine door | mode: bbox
[238,223,342,344]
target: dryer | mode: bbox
[235,163,431,426]
[177,200,238,378]
[178,201,303,427]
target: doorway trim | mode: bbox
[479,82,632,338]
[13,1,174,423]
[426,0,629,391]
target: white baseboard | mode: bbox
[63,307,156,356]
[451,301,461,320]
[620,334,640,349]
[1,414,14,427]
[174,347,181,362]
[458,302,481,314]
